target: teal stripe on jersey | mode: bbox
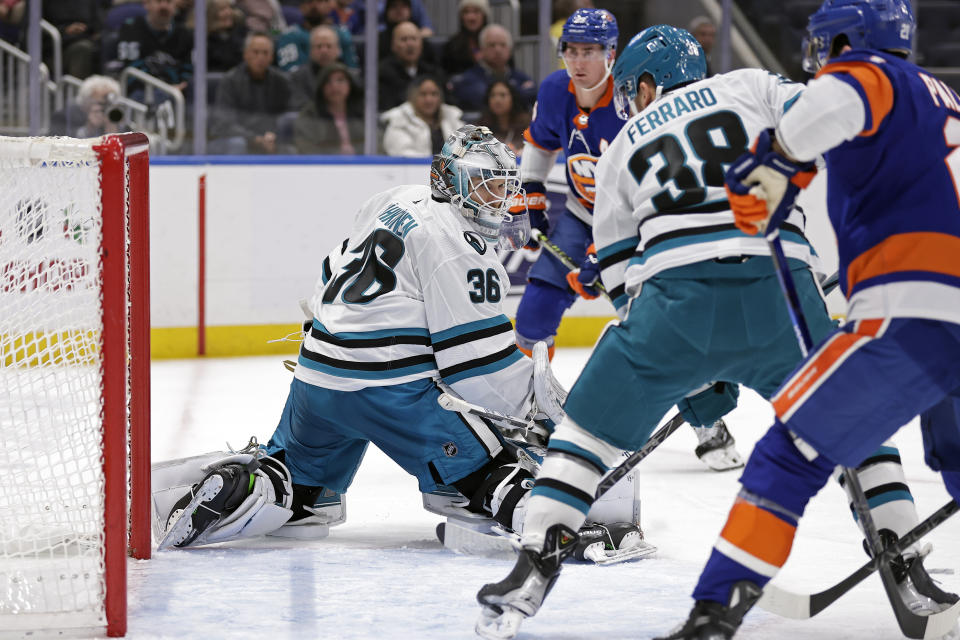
[442,348,524,384]
[431,315,511,343]
[530,485,592,515]
[597,236,639,262]
[313,320,431,341]
[296,354,436,380]
[630,229,811,267]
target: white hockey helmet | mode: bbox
[430,125,528,250]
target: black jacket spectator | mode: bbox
[210,34,292,153]
[440,0,488,76]
[112,15,193,86]
[43,0,101,78]
[376,20,442,111]
[294,63,364,154]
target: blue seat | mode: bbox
[105,4,147,31]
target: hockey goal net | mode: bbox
[0,134,151,637]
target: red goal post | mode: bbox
[0,133,151,637]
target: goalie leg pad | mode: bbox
[157,450,294,549]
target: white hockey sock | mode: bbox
[521,417,624,550]
[838,440,922,556]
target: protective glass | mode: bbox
[613,77,637,120]
[801,34,827,73]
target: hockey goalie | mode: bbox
[152,125,654,565]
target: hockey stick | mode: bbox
[767,232,959,637]
[759,499,959,620]
[530,229,612,303]
[437,392,550,441]
[595,411,686,499]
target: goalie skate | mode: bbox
[475,524,578,639]
[694,419,745,471]
[574,522,657,565]
[158,464,252,550]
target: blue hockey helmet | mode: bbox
[559,8,619,53]
[802,0,915,73]
[430,125,528,249]
[612,25,707,119]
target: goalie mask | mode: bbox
[430,125,528,250]
[802,0,914,73]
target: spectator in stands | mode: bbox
[206,0,247,73]
[0,0,23,45]
[475,79,530,157]
[112,0,193,91]
[74,75,133,137]
[440,0,489,77]
[376,0,435,61]
[210,32,292,154]
[173,0,194,28]
[344,0,432,38]
[236,0,285,34]
[377,20,442,111]
[42,0,101,79]
[381,75,463,157]
[289,24,346,110]
[274,0,357,72]
[293,62,364,154]
[689,15,716,75]
[329,0,355,30]
[448,24,536,116]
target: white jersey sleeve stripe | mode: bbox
[432,315,514,350]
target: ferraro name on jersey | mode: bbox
[295,184,533,416]
[593,68,823,313]
[524,70,626,224]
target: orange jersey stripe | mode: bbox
[846,232,960,293]
[523,127,560,152]
[817,60,894,136]
[772,321,884,419]
[720,499,796,568]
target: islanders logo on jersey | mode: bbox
[566,153,600,206]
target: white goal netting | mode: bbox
[0,138,110,632]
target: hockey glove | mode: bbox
[725,128,817,236]
[508,180,548,249]
[565,243,601,300]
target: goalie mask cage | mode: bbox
[0,134,151,638]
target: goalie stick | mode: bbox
[530,229,611,303]
[767,231,960,638]
[758,500,959,623]
[436,392,551,441]
[436,392,685,502]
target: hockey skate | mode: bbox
[694,419,745,472]
[574,521,657,564]
[158,462,254,549]
[475,523,579,639]
[654,580,763,640]
[893,549,960,638]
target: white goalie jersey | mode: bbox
[294,184,533,417]
[593,68,825,315]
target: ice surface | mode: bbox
[124,350,960,640]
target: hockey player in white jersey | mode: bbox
[153,126,644,559]
[473,26,954,640]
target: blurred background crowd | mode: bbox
[0,0,956,156]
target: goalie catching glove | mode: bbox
[158,448,293,549]
[725,128,817,236]
[508,181,548,249]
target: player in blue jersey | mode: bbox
[660,1,960,637]
[473,21,955,640]
[512,6,745,472]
